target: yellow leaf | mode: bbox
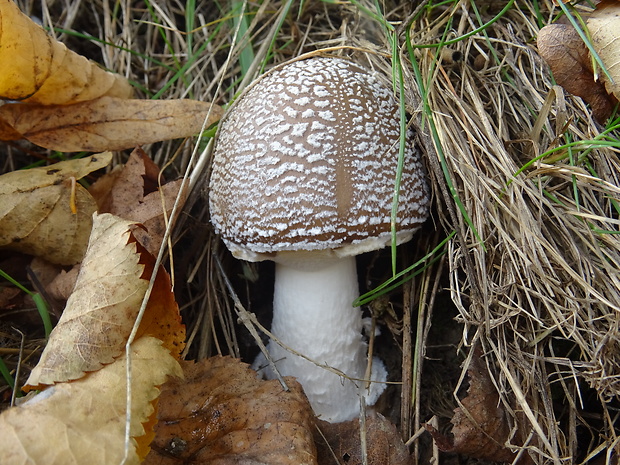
[0,336,182,465]
[25,212,186,388]
[588,1,620,98]
[0,97,223,151]
[0,153,112,265]
[25,213,149,387]
[0,0,132,104]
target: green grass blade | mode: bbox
[405,26,485,250]
[353,231,456,307]
[0,269,53,339]
[0,357,15,390]
[556,1,613,84]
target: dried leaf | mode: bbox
[0,153,112,265]
[0,96,223,151]
[314,413,411,465]
[0,0,132,104]
[425,353,533,464]
[133,238,186,359]
[25,212,185,388]
[588,1,620,97]
[90,147,187,256]
[145,356,317,465]
[538,23,618,122]
[25,213,147,387]
[0,336,182,465]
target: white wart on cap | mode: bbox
[209,56,430,423]
[209,56,429,261]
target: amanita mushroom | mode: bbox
[208,56,429,423]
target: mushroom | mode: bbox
[208,56,430,423]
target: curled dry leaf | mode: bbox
[25,212,185,388]
[0,153,112,265]
[0,0,132,105]
[425,352,533,464]
[0,96,223,152]
[314,413,411,465]
[537,20,618,122]
[90,147,187,256]
[145,356,317,465]
[0,336,182,465]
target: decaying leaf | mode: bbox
[425,353,533,464]
[0,0,132,105]
[314,413,411,465]
[0,96,223,152]
[25,212,185,388]
[90,147,187,256]
[0,153,112,265]
[145,356,317,465]
[0,336,182,465]
[537,3,620,122]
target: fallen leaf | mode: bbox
[24,213,147,387]
[134,237,186,359]
[425,352,533,464]
[588,1,620,98]
[314,413,411,465]
[46,266,80,303]
[90,147,187,256]
[0,0,132,104]
[537,18,619,122]
[0,336,182,465]
[144,356,317,465]
[0,153,112,265]
[0,96,223,151]
[25,212,185,388]
[90,148,162,217]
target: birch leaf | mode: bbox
[0,336,182,465]
[25,212,186,388]
[0,153,112,265]
[25,213,147,387]
[0,0,132,104]
[0,97,223,152]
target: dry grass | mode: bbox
[3,0,619,463]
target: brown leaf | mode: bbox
[0,0,132,104]
[0,153,112,265]
[315,413,411,465]
[133,237,186,359]
[425,352,533,464]
[90,147,187,256]
[0,336,182,465]
[0,96,223,151]
[145,356,317,465]
[46,266,80,303]
[538,23,618,122]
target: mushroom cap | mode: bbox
[209,56,430,262]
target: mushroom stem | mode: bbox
[265,254,387,423]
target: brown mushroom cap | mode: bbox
[209,56,430,262]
